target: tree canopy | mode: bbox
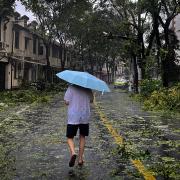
[6,0,180,88]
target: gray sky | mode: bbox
[15,0,35,21]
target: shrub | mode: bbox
[140,79,162,97]
[0,90,51,106]
[19,79,67,92]
[45,82,67,92]
[36,96,50,103]
[143,84,180,112]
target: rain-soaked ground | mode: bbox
[0,89,179,179]
[95,89,180,179]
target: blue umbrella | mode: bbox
[56,70,110,92]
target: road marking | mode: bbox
[16,106,29,115]
[94,100,156,180]
[2,106,29,122]
[96,106,123,144]
[132,159,155,180]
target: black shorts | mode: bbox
[66,124,89,138]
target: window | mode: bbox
[15,31,19,49]
[14,62,22,79]
[0,24,1,41]
[3,26,6,42]
[52,45,59,58]
[31,69,36,81]
[14,62,18,79]
[25,37,29,50]
[59,46,62,59]
[33,37,37,54]
[38,43,43,55]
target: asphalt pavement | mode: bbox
[0,89,179,180]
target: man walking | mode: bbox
[64,84,93,167]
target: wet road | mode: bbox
[0,89,179,179]
[95,89,180,180]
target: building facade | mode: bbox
[0,12,70,90]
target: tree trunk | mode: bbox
[138,32,146,79]
[161,58,169,87]
[106,60,110,83]
[147,8,162,77]
[45,44,51,83]
[89,53,94,74]
[60,44,65,70]
[111,58,116,82]
[161,25,170,87]
[61,44,66,71]
[132,54,139,93]
[155,22,162,77]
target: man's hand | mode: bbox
[65,101,69,105]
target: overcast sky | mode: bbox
[15,0,35,21]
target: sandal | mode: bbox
[69,154,77,167]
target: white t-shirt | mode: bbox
[64,85,93,124]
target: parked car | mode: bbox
[114,78,128,89]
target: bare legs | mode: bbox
[78,135,85,163]
[67,138,76,156]
[67,138,76,167]
[67,135,85,165]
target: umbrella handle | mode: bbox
[101,90,104,95]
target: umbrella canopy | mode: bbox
[56,70,110,92]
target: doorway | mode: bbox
[0,62,6,90]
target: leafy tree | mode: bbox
[0,0,15,41]
[67,9,108,73]
[21,0,58,82]
[144,0,179,86]
[21,0,125,83]
[21,0,179,87]
[21,0,93,73]
[53,0,93,70]
[95,0,180,88]
[0,0,15,18]
[97,0,147,91]
[158,0,180,87]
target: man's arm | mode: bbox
[64,86,72,106]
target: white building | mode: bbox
[0,12,70,90]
